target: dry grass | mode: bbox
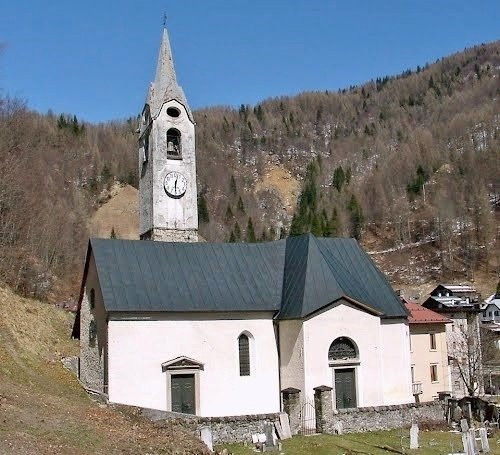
[0,286,209,454]
[90,183,139,240]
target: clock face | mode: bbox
[164,171,187,198]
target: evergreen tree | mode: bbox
[72,115,80,135]
[225,204,234,221]
[237,196,245,213]
[228,231,236,243]
[233,222,242,241]
[311,213,322,237]
[57,114,67,129]
[198,193,209,223]
[246,217,257,242]
[110,227,117,239]
[260,229,267,242]
[347,195,364,240]
[229,175,237,194]
[332,166,346,192]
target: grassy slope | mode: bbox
[0,287,209,455]
[221,429,500,455]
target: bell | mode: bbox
[167,141,175,153]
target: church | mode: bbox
[72,26,413,418]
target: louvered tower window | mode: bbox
[238,334,250,376]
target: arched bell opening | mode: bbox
[166,128,182,159]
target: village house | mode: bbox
[72,26,415,418]
[423,285,483,397]
[405,302,452,403]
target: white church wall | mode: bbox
[301,299,384,407]
[379,319,413,404]
[278,319,305,394]
[107,312,279,417]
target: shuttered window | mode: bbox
[238,334,250,376]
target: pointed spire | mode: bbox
[146,26,193,122]
[154,26,178,91]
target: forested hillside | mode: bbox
[0,42,498,302]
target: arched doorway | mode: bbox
[328,337,359,409]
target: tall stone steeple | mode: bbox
[138,26,198,242]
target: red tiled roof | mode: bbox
[405,302,451,324]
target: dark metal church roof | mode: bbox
[84,234,407,320]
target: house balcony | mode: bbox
[412,382,423,395]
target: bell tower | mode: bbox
[138,25,198,242]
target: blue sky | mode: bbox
[0,1,499,123]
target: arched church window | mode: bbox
[238,333,250,376]
[328,337,358,362]
[166,128,182,159]
[89,320,97,346]
[89,288,95,310]
[144,130,150,161]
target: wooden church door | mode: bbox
[171,374,195,414]
[335,368,356,409]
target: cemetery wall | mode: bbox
[143,408,282,444]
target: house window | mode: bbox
[429,333,436,350]
[238,333,250,376]
[483,311,487,317]
[89,288,95,310]
[166,128,182,159]
[495,311,499,317]
[430,364,438,382]
[328,337,358,362]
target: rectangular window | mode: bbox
[411,366,415,383]
[430,333,436,350]
[495,311,499,317]
[430,364,438,382]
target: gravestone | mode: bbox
[479,427,490,453]
[279,412,292,439]
[410,423,419,449]
[199,426,213,452]
[264,422,277,450]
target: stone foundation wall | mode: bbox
[141,228,198,242]
[79,285,106,393]
[149,412,281,444]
